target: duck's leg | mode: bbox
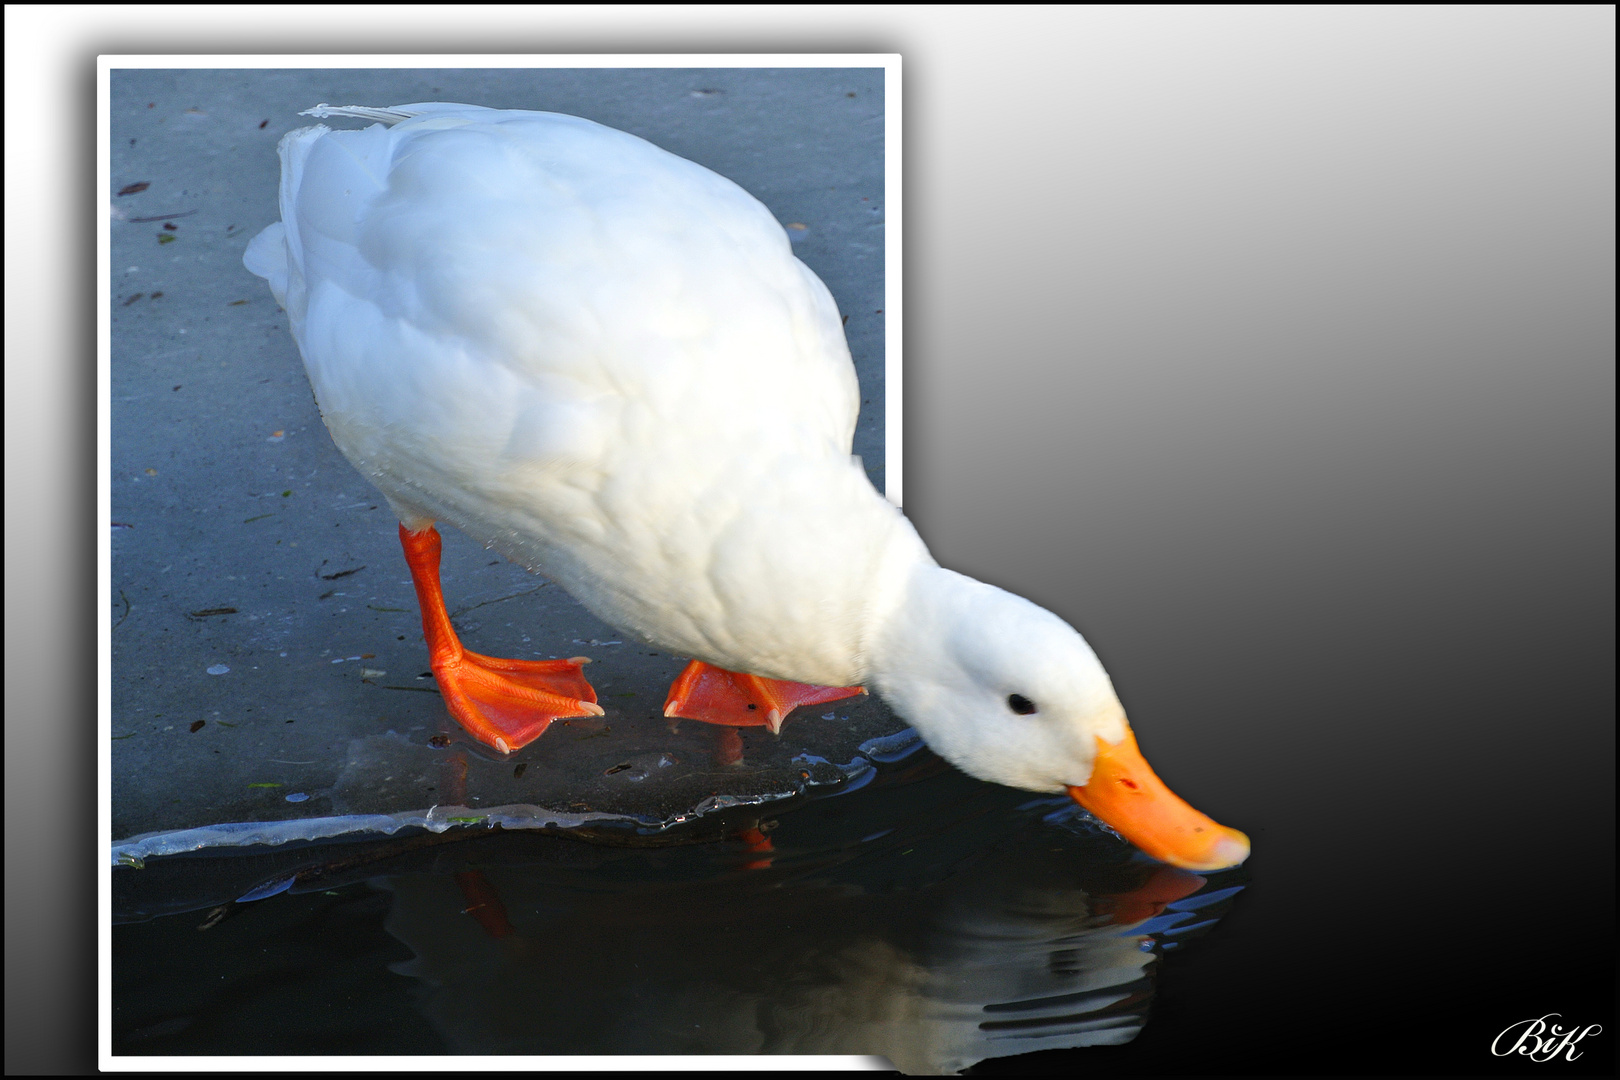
[399,523,603,754]
[662,660,864,734]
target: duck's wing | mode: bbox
[247,105,859,519]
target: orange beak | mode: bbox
[1067,727,1250,871]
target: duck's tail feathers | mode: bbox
[242,221,288,304]
[240,121,332,321]
[299,102,495,126]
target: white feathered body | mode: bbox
[246,104,929,687]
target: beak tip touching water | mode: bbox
[1066,728,1251,872]
[1208,829,1251,870]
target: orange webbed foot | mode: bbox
[400,523,601,754]
[433,649,602,753]
[662,660,865,734]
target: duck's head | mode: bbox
[871,566,1250,872]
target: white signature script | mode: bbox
[1492,1014,1604,1062]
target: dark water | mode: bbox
[113,749,1248,1072]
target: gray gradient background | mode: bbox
[9,6,1614,1074]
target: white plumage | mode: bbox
[245,102,1247,871]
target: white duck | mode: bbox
[245,102,1248,872]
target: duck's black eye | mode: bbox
[1007,693,1037,715]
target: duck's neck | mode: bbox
[862,559,975,724]
[726,468,935,688]
[851,507,939,682]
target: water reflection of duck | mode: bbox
[382,847,1208,1072]
[244,102,1247,871]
